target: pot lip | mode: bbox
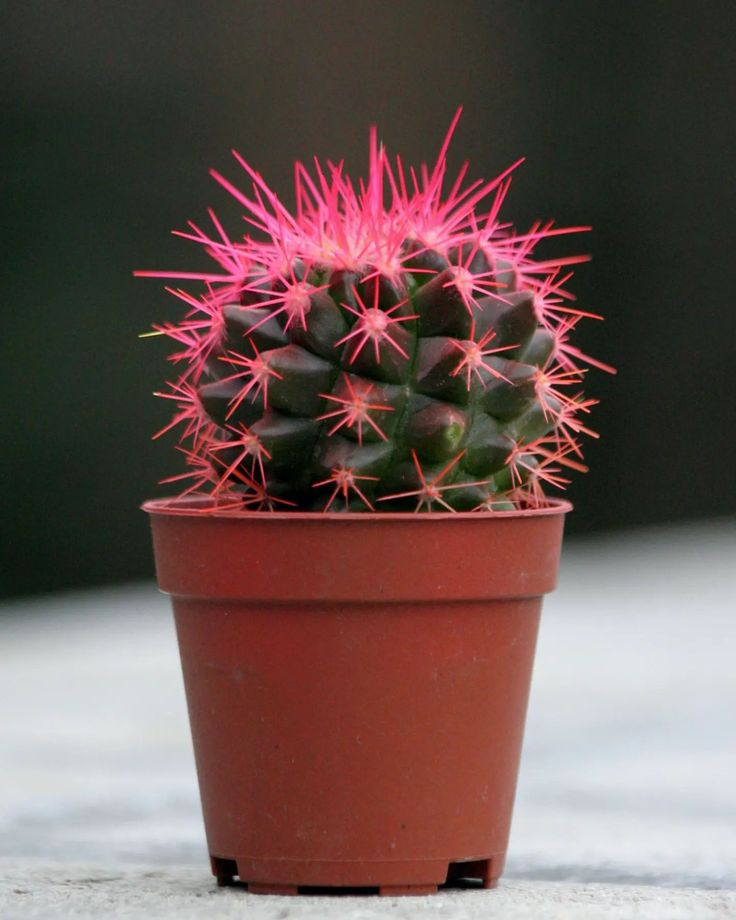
[142,494,573,522]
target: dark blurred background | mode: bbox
[2,1,734,598]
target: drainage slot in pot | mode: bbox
[211,856,238,887]
[445,857,500,889]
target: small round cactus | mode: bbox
[139,111,611,512]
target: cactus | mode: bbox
[139,110,612,512]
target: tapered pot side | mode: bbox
[145,498,570,895]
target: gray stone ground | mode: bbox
[2,865,735,920]
[1,519,735,918]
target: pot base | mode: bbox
[211,852,504,896]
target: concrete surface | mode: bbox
[2,865,735,920]
[1,518,735,918]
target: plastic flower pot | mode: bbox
[144,496,570,896]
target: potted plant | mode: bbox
[139,110,610,896]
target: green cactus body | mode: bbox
[199,266,555,510]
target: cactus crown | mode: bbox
[140,111,610,513]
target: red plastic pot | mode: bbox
[144,497,570,896]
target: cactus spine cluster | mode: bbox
[140,111,609,512]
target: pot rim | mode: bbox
[142,494,572,522]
